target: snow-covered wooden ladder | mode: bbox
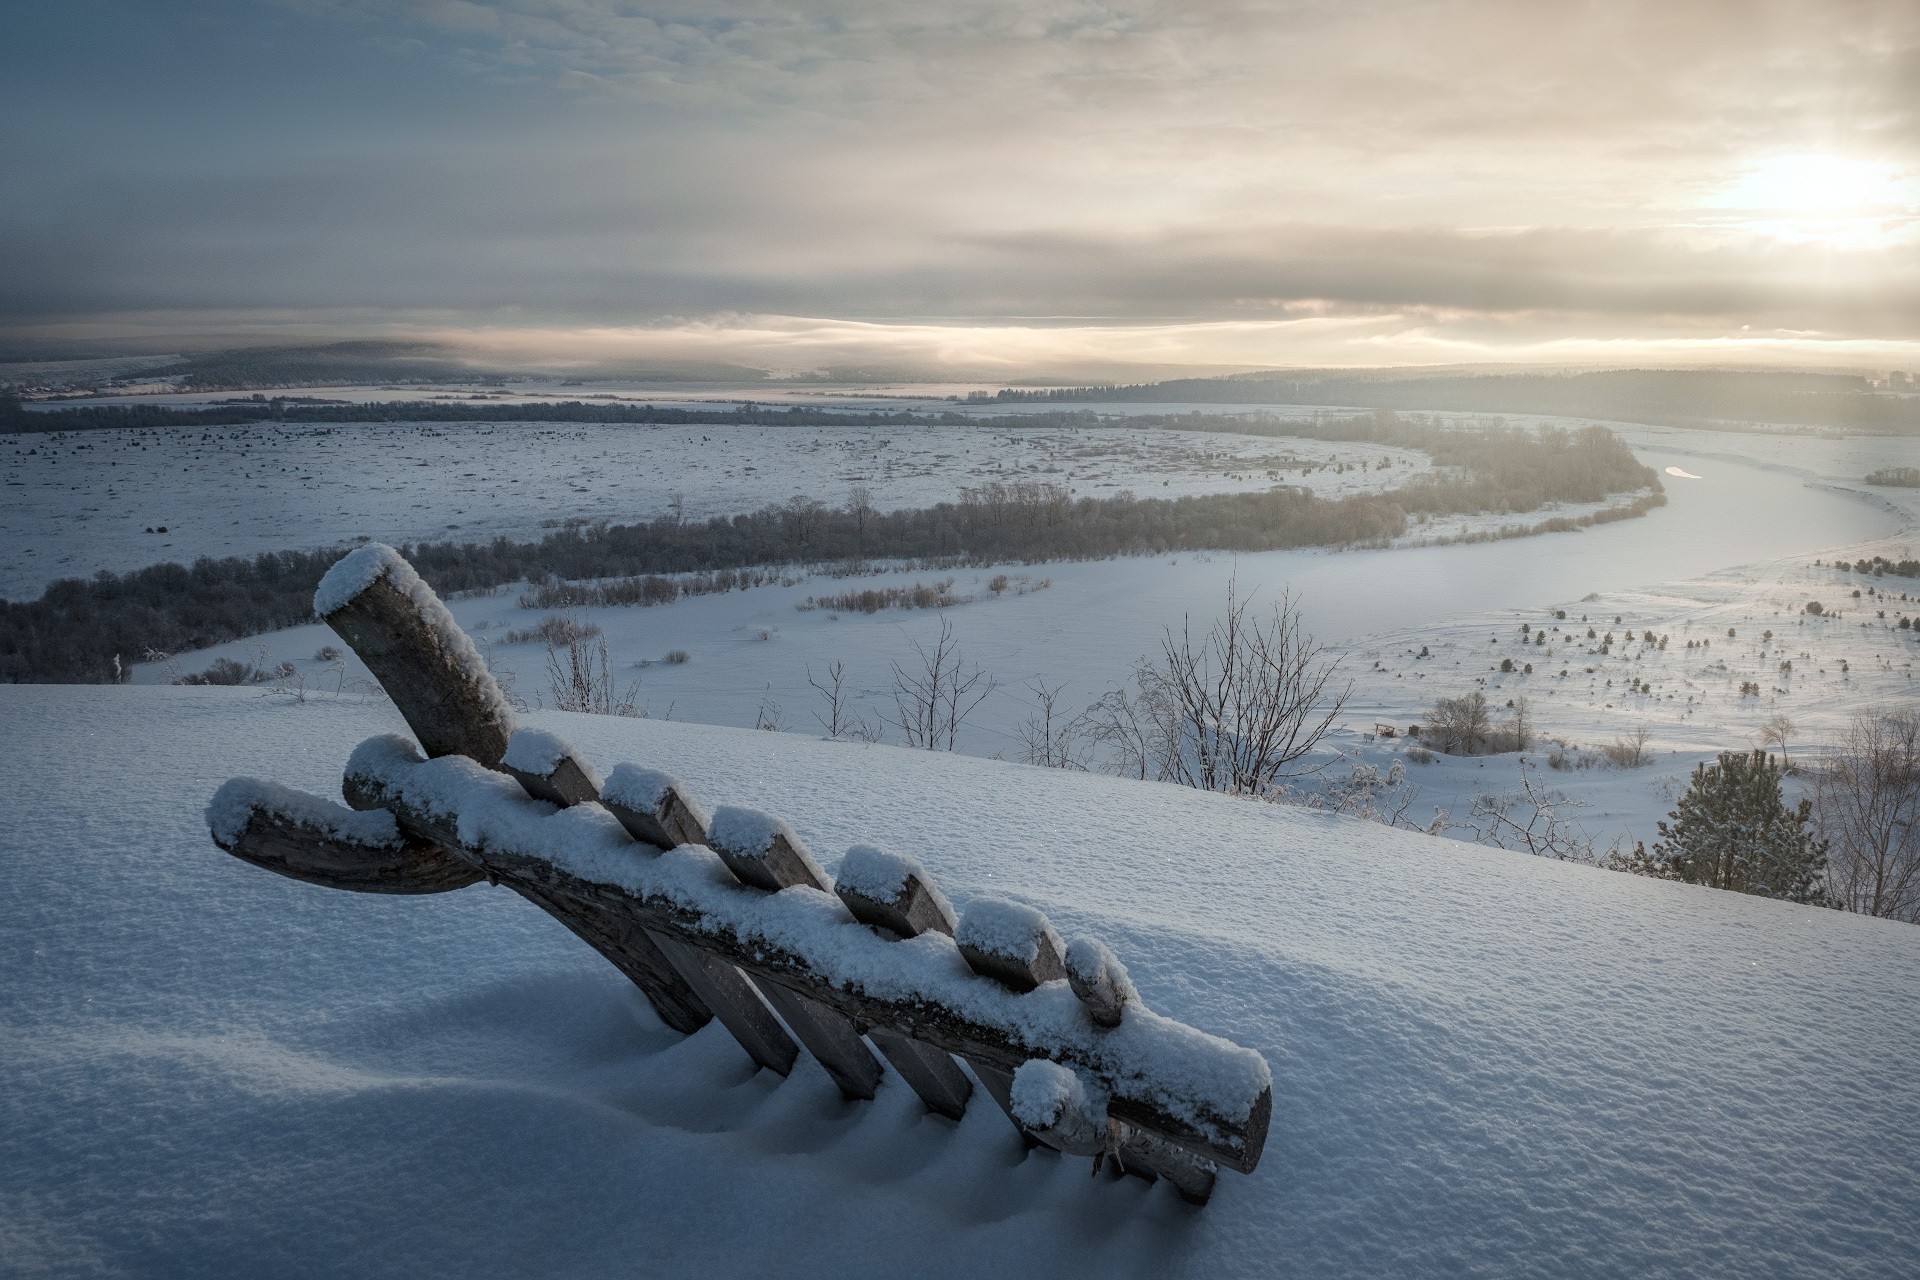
[205,544,1271,1205]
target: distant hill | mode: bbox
[152,340,493,390]
[994,368,1918,433]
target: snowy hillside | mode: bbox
[5,684,1916,1278]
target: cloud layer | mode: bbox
[5,0,1919,372]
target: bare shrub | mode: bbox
[507,614,601,646]
[798,578,966,614]
[175,657,264,686]
[1276,757,1439,831]
[663,649,691,664]
[314,644,342,662]
[1463,760,1605,861]
[1406,743,1434,764]
[889,617,997,751]
[545,631,638,716]
[1815,710,1920,923]
[1601,724,1652,768]
[1506,696,1532,752]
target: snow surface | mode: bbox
[7,683,1915,1278]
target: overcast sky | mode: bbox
[4,0,1918,377]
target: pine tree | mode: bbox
[1647,750,1827,903]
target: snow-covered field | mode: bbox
[5,685,1916,1278]
[1,419,1424,600]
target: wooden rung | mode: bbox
[1111,1121,1219,1205]
[601,764,710,849]
[501,727,602,807]
[834,844,957,938]
[829,844,978,1120]
[210,780,483,896]
[1008,1059,1105,1156]
[515,882,714,1037]
[867,1029,973,1121]
[1063,935,1135,1028]
[966,1060,1040,1148]
[647,928,799,1076]
[696,807,886,1101]
[706,806,829,893]
[488,734,801,1077]
[956,897,1067,993]
[756,981,885,1100]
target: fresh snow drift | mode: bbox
[5,683,1917,1278]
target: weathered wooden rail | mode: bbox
[206,544,1271,1205]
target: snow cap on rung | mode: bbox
[957,896,1067,992]
[501,728,604,806]
[835,844,957,938]
[600,764,710,849]
[707,805,828,892]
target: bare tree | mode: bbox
[1017,678,1091,770]
[1759,713,1796,772]
[809,660,878,741]
[1081,685,1159,780]
[1130,581,1348,795]
[847,484,875,548]
[1428,691,1491,755]
[889,617,997,751]
[809,661,853,739]
[1507,695,1533,752]
[1815,710,1920,923]
[546,631,638,716]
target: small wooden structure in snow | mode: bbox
[206,544,1271,1205]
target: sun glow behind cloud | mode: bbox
[1703,155,1920,249]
